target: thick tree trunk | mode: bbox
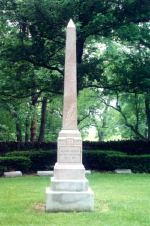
[38,97,47,142]
[145,93,150,140]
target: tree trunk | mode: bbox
[96,101,109,141]
[77,37,85,64]
[30,94,39,142]
[134,93,140,139]
[11,106,22,142]
[145,93,150,140]
[76,37,85,93]
[100,94,146,140]
[25,117,30,142]
[30,111,37,142]
[16,121,22,142]
[38,97,47,142]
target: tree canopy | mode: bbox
[0,0,150,141]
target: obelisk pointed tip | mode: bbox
[67,19,75,28]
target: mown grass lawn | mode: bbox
[0,172,150,226]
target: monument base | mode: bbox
[45,164,94,212]
[45,129,94,212]
[51,177,89,191]
[45,187,94,212]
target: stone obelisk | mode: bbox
[46,19,94,212]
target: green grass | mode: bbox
[0,173,150,226]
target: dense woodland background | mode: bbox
[0,0,150,142]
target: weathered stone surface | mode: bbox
[4,171,22,177]
[114,169,132,174]
[53,163,85,180]
[57,130,82,165]
[51,177,89,191]
[45,19,94,212]
[37,171,53,176]
[62,19,77,130]
[46,187,94,212]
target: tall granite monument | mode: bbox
[46,19,94,212]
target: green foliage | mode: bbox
[103,42,150,93]
[3,149,150,173]
[0,0,150,141]
[45,96,62,141]
[1,139,150,154]
[0,165,6,176]
[108,155,150,173]
[6,150,56,171]
[83,151,150,173]
[0,156,32,173]
[0,108,16,141]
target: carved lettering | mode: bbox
[74,139,82,145]
[59,154,81,163]
[59,146,81,154]
[67,138,74,144]
[58,139,66,145]
[58,137,82,146]
[57,137,82,163]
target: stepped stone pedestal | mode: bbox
[45,19,94,212]
[46,130,94,212]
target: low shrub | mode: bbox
[6,150,56,171]
[3,150,150,173]
[110,155,150,173]
[0,142,57,153]
[0,156,32,174]
[83,140,150,154]
[0,165,7,176]
[0,140,150,155]
[83,151,127,171]
[83,151,150,173]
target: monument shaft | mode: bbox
[63,19,77,130]
[46,19,94,212]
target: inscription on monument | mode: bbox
[67,138,74,144]
[59,146,81,154]
[59,154,81,163]
[58,139,66,145]
[58,138,82,145]
[58,145,81,163]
